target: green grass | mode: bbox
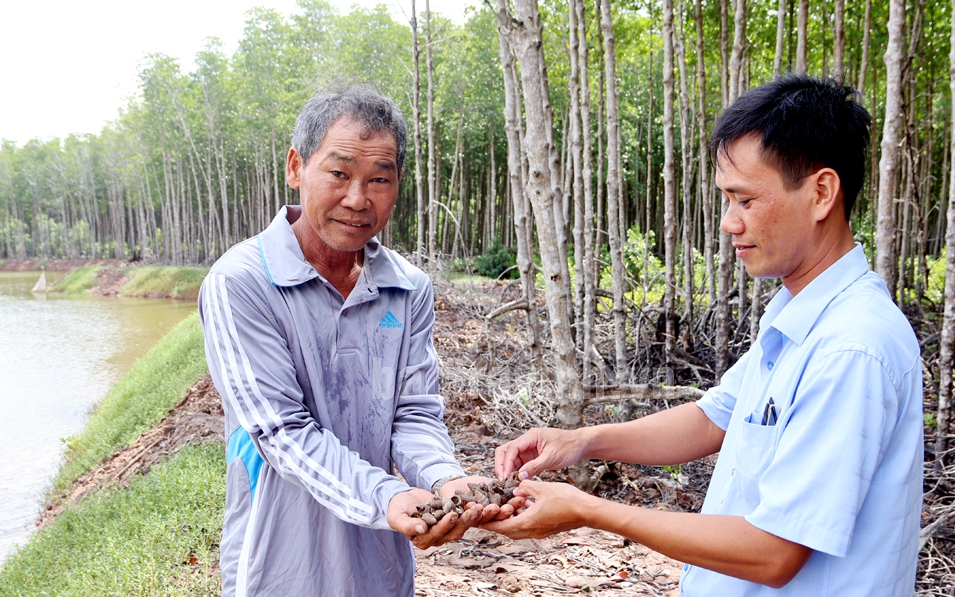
[0,442,224,597]
[119,266,207,300]
[50,265,207,300]
[49,265,101,294]
[53,312,207,494]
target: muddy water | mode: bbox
[0,271,196,564]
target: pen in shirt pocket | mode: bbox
[761,397,778,426]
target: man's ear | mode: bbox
[286,147,303,189]
[811,168,843,222]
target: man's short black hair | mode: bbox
[710,75,871,220]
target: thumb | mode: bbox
[518,458,547,480]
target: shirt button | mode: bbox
[767,361,774,370]
[731,468,736,476]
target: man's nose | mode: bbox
[720,203,743,236]
[341,180,368,210]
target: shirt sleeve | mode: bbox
[199,272,410,530]
[696,348,756,431]
[390,278,466,491]
[745,345,908,557]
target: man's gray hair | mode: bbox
[291,85,408,172]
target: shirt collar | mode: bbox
[256,205,416,291]
[761,243,870,345]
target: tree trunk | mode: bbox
[858,0,872,95]
[697,0,715,305]
[411,0,426,262]
[426,0,437,264]
[876,0,906,300]
[495,0,585,429]
[496,0,541,363]
[720,0,730,108]
[936,1,955,463]
[662,0,679,361]
[796,0,808,74]
[577,0,598,384]
[833,0,845,78]
[600,0,628,382]
[729,0,746,104]
[676,0,695,349]
[569,0,586,354]
[774,0,787,79]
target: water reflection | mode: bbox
[0,271,196,563]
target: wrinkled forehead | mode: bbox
[321,116,398,156]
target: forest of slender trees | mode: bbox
[3,0,955,455]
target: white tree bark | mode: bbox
[577,0,598,385]
[858,0,872,95]
[720,0,729,108]
[729,0,746,103]
[411,0,426,263]
[676,0,695,347]
[496,11,541,363]
[662,0,679,360]
[876,0,906,299]
[426,0,438,263]
[495,0,585,428]
[833,0,845,78]
[600,0,628,382]
[696,0,715,304]
[774,0,787,79]
[937,0,955,462]
[796,0,808,75]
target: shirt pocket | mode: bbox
[734,416,778,505]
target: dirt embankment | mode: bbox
[40,278,689,595]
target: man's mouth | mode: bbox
[337,220,370,229]
[733,242,755,257]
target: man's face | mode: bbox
[716,135,818,281]
[286,117,401,254]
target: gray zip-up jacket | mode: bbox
[199,206,465,597]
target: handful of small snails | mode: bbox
[412,473,523,527]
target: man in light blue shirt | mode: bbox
[486,75,922,595]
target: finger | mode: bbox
[494,445,508,480]
[493,503,515,520]
[411,511,460,549]
[501,440,534,479]
[481,516,530,539]
[518,455,550,480]
[479,503,502,523]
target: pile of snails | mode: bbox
[412,474,522,527]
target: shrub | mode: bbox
[474,239,518,279]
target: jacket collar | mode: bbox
[256,205,416,291]
[760,243,870,346]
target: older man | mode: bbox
[199,86,506,597]
[487,75,923,596]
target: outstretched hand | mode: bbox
[388,488,482,549]
[494,427,588,481]
[481,479,593,539]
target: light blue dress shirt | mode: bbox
[681,244,923,596]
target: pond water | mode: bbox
[0,271,197,564]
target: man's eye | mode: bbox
[331,171,346,178]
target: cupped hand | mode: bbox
[493,428,588,481]
[480,479,594,540]
[387,488,485,549]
